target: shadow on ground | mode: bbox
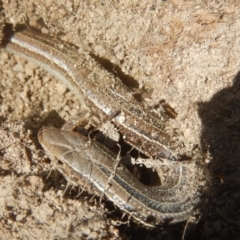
[197,72,240,239]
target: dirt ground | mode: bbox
[0,1,240,239]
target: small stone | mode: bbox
[13,63,24,72]
[87,231,99,240]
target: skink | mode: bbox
[38,127,199,227]
[2,25,182,161]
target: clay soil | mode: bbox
[0,1,240,239]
